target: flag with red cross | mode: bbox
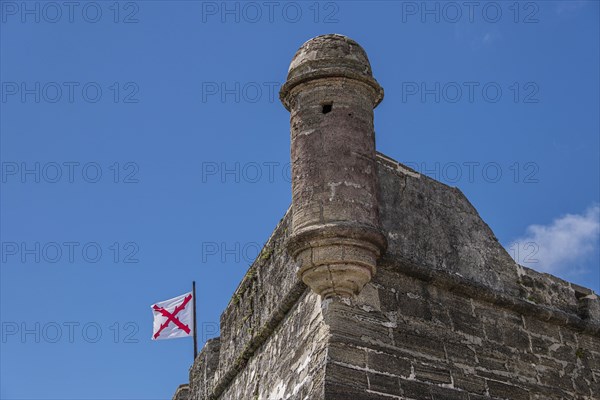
[151,291,194,340]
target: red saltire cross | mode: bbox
[152,294,192,339]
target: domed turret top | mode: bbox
[280,34,384,110]
[287,34,373,80]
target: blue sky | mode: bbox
[1,1,598,399]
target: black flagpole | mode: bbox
[192,281,198,360]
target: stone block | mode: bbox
[487,380,530,400]
[367,350,411,377]
[413,362,452,385]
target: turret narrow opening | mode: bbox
[322,103,332,114]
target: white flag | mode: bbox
[151,291,194,340]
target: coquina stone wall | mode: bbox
[187,211,328,400]
[324,265,599,399]
[171,33,598,400]
[173,155,599,400]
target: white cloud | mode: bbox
[507,205,600,274]
[469,31,502,50]
[453,24,501,50]
[480,32,500,45]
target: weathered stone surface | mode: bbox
[216,290,328,400]
[281,34,387,298]
[172,384,190,400]
[172,34,600,400]
[189,338,220,399]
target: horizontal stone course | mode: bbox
[368,351,412,377]
[368,372,401,394]
[413,362,452,384]
[487,380,530,400]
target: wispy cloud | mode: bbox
[467,30,502,50]
[453,24,502,50]
[482,33,494,44]
[507,205,600,274]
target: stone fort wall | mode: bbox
[170,34,599,400]
[173,155,599,400]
